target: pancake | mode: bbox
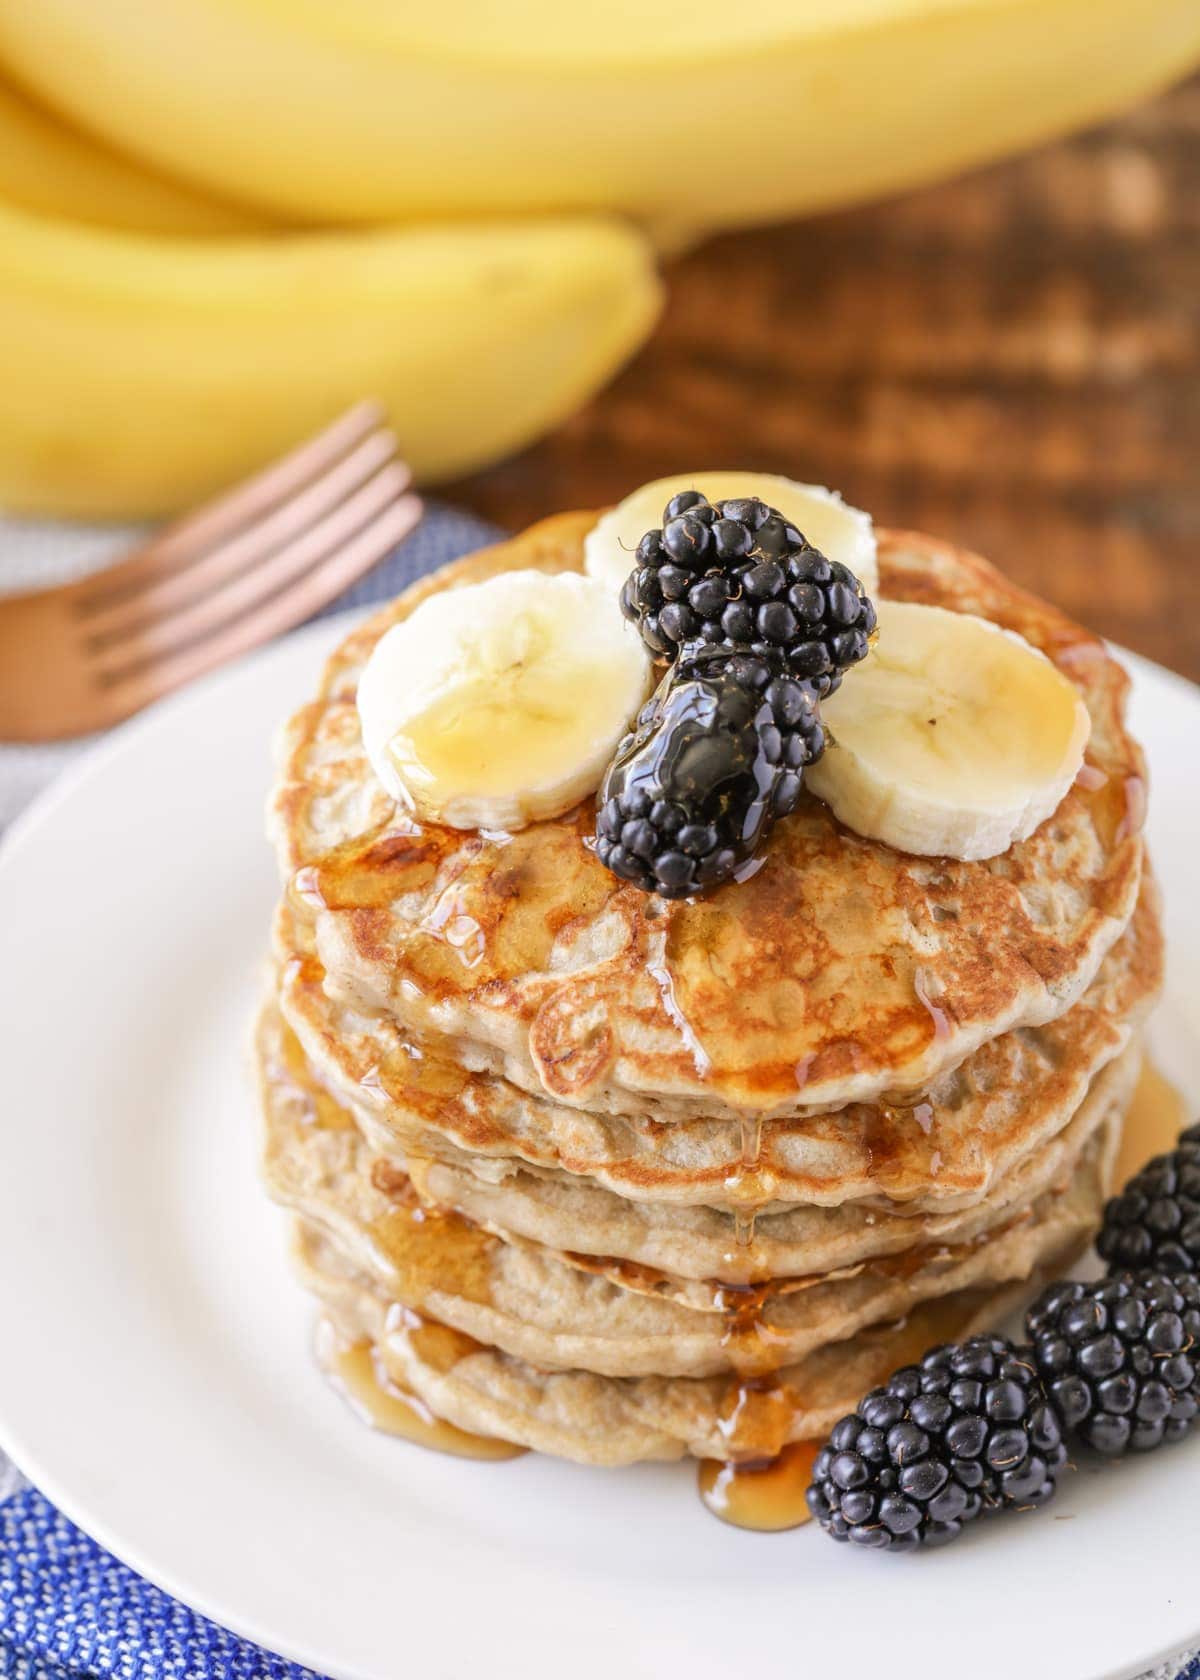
[403,1047,1135,1285]
[269,515,1145,1118]
[294,1228,1089,1466]
[260,506,1155,1474]
[258,995,1124,1380]
[274,878,1160,1222]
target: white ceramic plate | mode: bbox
[0,621,1197,1680]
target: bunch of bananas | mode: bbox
[0,0,1196,519]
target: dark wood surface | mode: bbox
[449,75,1200,683]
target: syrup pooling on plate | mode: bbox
[705,1251,988,1469]
[697,1292,1000,1527]
[1112,1058,1188,1187]
[698,1440,822,1531]
[317,1320,525,1461]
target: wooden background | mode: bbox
[449,75,1200,683]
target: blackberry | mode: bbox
[1027,1272,1200,1456]
[619,492,876,695]
[594,646,824,898]
[806,1335,1067,1551]
[1097,1123,1200,1275]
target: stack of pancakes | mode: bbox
[258,513,1160,1466]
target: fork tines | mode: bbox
[75,402,421,700]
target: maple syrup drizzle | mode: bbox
[383,1300,486,1373]
[291,814,603,996]
[740,1114,765,1170]
[384,1164,732,1313]
[716,1283,787,1375]
[646,931,712,1079]
[696,1291,1017,1530]
[715,1374,799,1462]
[269,1020,355,1132]
[1070,751,1147,853]
[360,1037,471,1109]
[283,965,1192,1522]
[866,1092,941,1192]
[368,1178,499,1309]
[292,821,447,913]
[722,1112,769,1252]
[421,888,487,968]
[730,1213,756,1251]
[316,1320,525,1461]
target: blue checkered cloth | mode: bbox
[0,502,1195,1680]
[0,1491,322,1680]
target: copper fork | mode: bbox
[0,402,422,741]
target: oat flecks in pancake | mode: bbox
[257,994,1129,1383]
[269,516,1145,1117]
[290,1218,1099,1468]
[273,881,1160,1225]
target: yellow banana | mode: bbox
[0,69,267,236]
[0,199,661,518]
[0,0,1195,228]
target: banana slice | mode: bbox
[357,570,652,831]
[805,601,1091,861]
[584,472,877,598]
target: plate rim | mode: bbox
[0,628,1197,1680]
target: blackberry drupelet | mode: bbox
[594,646,824,898]
[1097,1123,1200,1275]
[806,1335,1067,1551]
[1026,1272,1200,1456]
[619,491,876,695]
